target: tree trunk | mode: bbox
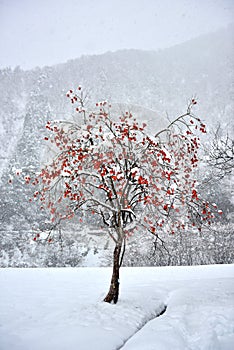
[104,240,123,304]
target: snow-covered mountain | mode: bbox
[0,25,233,175]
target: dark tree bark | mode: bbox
[104,239,123,304]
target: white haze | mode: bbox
[0,0,234,69]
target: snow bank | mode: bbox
[0,265,233,350]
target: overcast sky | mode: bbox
[0,0,233,70]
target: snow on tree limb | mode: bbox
[16,86,221,244]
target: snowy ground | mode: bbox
[0,265,233,350]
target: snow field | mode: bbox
[0,265,234,350]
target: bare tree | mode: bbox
[208,125,234,178]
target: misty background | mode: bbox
[1,0,234,69]
[0,0,233,267]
